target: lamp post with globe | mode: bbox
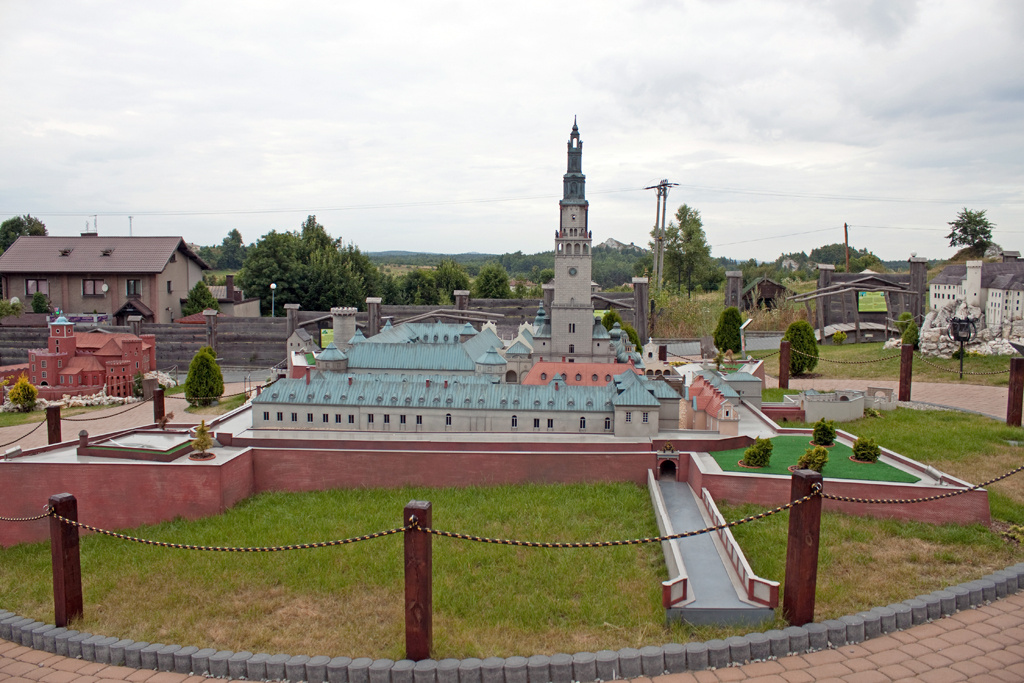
[270,283,277,318]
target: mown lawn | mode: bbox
[710,435,920,483]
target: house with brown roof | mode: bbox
[0,234,210,324]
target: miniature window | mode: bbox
[643,412,649,423]
[263,412,270,421]
[416,415,423,425]
[348,414,355,424]
[533,418,540,429]
[445,413,452,426]
[368,414,374,423]
[384,414,390,424]
[575,373,581,381]
[291,412,298,422]
[335,414,342,423]
[322,414,328,423]
[604,417,611,430]
[307,413,313,422]
[625,412,632,423]
[512,415,518,428]
[277,412,283,421]
[592,374,598,381]
[400,415,407,424]
[547,418,554,429]
[579,417,586,429]
[83,279,105,296]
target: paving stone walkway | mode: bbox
[1,592,1022,682]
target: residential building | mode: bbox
[0,235,210,324]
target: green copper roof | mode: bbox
[346,343,476,371]
[317,342,347,362]
[506,340,532,355]
[592,319,611,339]
[476,348,507,366]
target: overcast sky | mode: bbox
[2,0,1023,263]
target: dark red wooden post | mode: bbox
[898,343,913,402]
[153,387,165,425]
[49,493,83,627]
[404,500,432,661]
[1009,358,1024,427]
[46,405,61,444]
[783,470,822,627]
[778,341,791,389]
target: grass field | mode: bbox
[750,341,1012,387]
[710,435,920,483]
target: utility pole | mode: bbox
[844,222,849,273]
[129,216,133,237]
[645,179,678,291]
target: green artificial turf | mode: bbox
[710,435,921,483]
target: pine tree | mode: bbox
[783,320,819,375]
[191,420,214,455]
[181,281,220,317]
[713,307,743,354]
[184,347,224,406]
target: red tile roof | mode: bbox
[521,361,641,386]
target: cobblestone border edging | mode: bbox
[4,563,1024,681]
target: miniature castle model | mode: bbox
[27,316,156,399]
[252,122,681,436]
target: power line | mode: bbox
[711,227,839,248]
[675,183,1023,205]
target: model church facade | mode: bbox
[252,122,679,437]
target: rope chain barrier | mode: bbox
[789,348,900,365]
[914,352,1010,376]
[10,487,823,550]
[821,463,1024,505]
[47,512,407,551]
[0,420,46,450]
[7,463,1024,543]
[408,486,821,548]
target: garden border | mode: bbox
[3,563,1024,681]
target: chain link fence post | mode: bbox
[1008,358,1024,427]
[49,493,83,627]
[898,344,913,402]
[46,405,61,444]
[153,387,165,425]
[778,340,791,389]
[783,471,822,626]
[404,500,432,661]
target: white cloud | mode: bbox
[0,0,1022,261]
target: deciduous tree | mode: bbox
[473,262,512,299]
[0,215,46,253]
[946,208,994,253]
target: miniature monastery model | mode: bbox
[253,122,682,437]
[24,315,156,399]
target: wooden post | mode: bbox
[783,470,822,626]
[153,387,165,425]
[49,493,83,627]
[46,405,61,444]
[1009,358,1024,427]
[898,343,913,402]
[778,340,791,390]
[404,500,432,661]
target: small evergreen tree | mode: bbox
[8,374,38,412]
[184,347,224,406]
[133,371,145,398]
[181,281,221,317]
[897,312,920,349]
[783,320,818,375]
[191,420,214,455]
[621,322,642,350]
[852,437,881,463]
[812,418,836,446]
[832,330,847,345]
[713,307,743,354]
[798,445,829,473]
[742,437,773,468]
[31,291,51,314]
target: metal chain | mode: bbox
[821,463,1024,505]
[790,348,900,365]
[63,398,153,421]
[0,420,46,450]
[409,486,822,548]
[49,511,407,551]
[914,352,1010,376]
[0,504,51,523]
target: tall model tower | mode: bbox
[550,118,594,359]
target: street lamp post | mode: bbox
[270,283,277,318]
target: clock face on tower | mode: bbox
[568,267,578,276]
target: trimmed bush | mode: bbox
[798,445,829,473]
[713,307,743,354]
[902,319,919,349]
[31,291,51,314]
[184,347,224,407]
[832,330,847,345]
[742,437,773,468]
[783,320,818,375]
[7,374,37,412]
[812,418,836,446]
[852,437,881,463]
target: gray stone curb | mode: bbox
[3,567,1023,680]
